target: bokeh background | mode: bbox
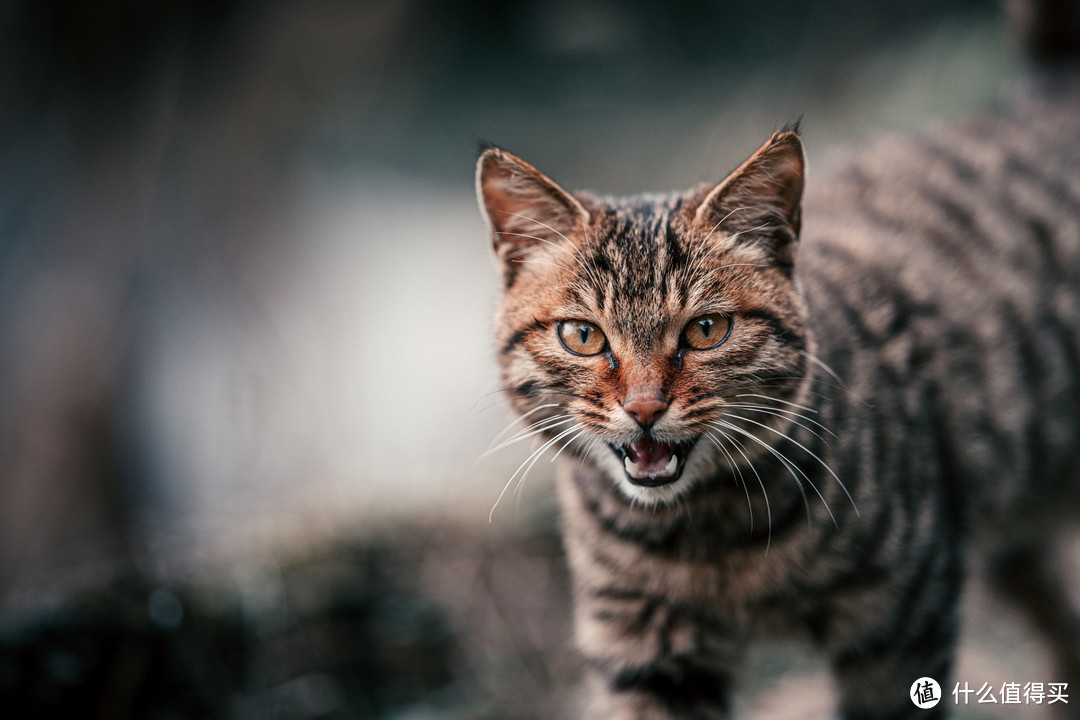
[0,1,1071,718]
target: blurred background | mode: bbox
[0,0,1069,718]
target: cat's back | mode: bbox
[799,93,1080,524]
[803,94,1080,290]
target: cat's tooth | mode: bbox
[662,455,678,476]
[624,457,642,478]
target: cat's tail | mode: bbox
[1008,0,1080,96]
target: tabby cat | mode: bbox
[476,95,1080,718]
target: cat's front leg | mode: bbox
[574,588,743,720]
[581,666,734,720]
[823,544,961,720]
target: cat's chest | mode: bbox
[558,465,820,623]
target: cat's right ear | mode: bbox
[476,147,589,283]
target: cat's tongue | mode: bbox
[623,435,679,484]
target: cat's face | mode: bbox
[478,132,810,505]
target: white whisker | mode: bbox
[550,427,591,463]
[497,230,577,260]
[486,403,562,447]
[704,430,754,536]
[708,419,818,528]
[798,348,844,385]
[578,433,604,472]
[723,411,857,517]
[697,223,773,266]
[506,211,606,289]
[710,427,772,551]
[685,206,749,277]
[482,415,575,457]
[510,258,573,273]
[721,402,834,440]
[734,393,818,414]
[490,423,582,523]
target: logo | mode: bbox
[912,677,942,709]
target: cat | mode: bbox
[475,92,1080,718]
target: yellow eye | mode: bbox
[558,320,607,356]
[682,313,732,350]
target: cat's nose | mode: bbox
[623,393,668,427]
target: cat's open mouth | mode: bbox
[611,436,697,487]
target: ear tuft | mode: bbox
[779,115,803,136]
[476,148,589,284]
[475,138,499,156]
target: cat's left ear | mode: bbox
[692,129,805,268]
[476,147,590,284]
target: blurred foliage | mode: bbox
[0,518,573,719]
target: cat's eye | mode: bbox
[682,313,732,350]
[558,320,607,356]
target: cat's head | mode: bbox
[477,130,810,505]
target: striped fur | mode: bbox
[477,96,1080,719]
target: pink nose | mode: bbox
[623,393,668,427]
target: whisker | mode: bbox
[482,415,576,457]
[550,426,591,463]
[510,258,574,273]
[506,212,606,289]
[505,211,575,245]
[497,230,578,261]
[722,411,857,517]
[698,223,773,266]
[484,384,607,407]
[721,402,835,440]
[709,427,772,551]
[685,206,751,280]
[486,411,574,446]
[490,423,582,522]
[710,375,860,406]
[684,381,826,422]
[703,205,750,243]
[757,369,872,407]
[515,424,582,489]
[578,434,605,472]
[486,403,563,447]
[708,419,819,528]
[709,262,773,271]
[798,349,844,386]
[703,430,754,537]
[733,393,818,414]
